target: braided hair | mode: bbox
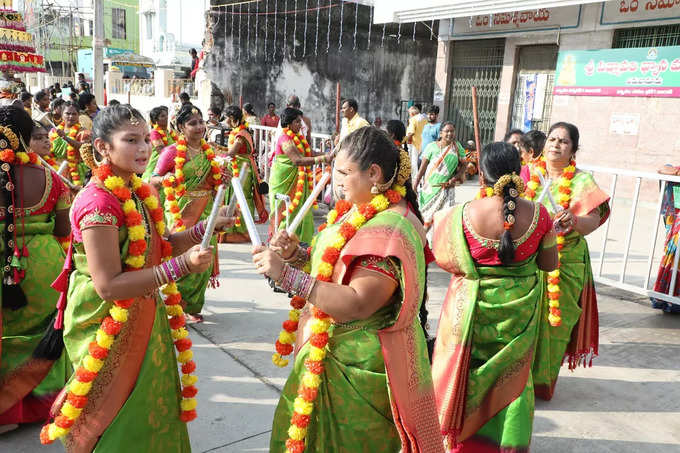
[480,142,523,265]
[339,127,431,343]
[0,106,33,309]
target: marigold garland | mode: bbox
[274,185,406,453]
[475,186,494,199]
[0,149,39,165]
[152,123,178,146]
[163,135,222,232]
[40,165,198,445]
[278,128,317,229]
[228,123,248,228]
[50,122,82,186]
[526,156,577,327]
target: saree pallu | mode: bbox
[220,130,268,243]
[60,194,190,452]
[143,130,176,183]
[270,211,443,453]
[531,171,609,401]
[169,150,218,315]
[0,178,71,424]
[431,206,542,453]
[51,129,91,184]
[650,183,680,313]
[268,137,314,243]
[419,143,464,229]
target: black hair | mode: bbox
[243,103,256,115]
[286,95,301,109]
[62,101,79,113]
[175,104,202,127]
[92,104,145,143]
[20,91,32,102]
[503,128,524,142]
[224,105,243,123]
[31,120,49,136]
[339,127,431,342]
[426,105,440,115]
[480,142,523,265]
[179,92,191,103]
[78,93,96,111]
[208,105,223,116]
[386,119,406,143]
[0,106,33,310]
[108,99,120,107]
[519,130,547,159]
[190,48,197,55]
[267,102,275,108]
[280,107,303,128]
[149,105,168,124]
[414,103,422,112]
[548,121,580,152]
[50,97,65,110]
[35,90,49,102]
[440,121,456,132]
[343,98,358,112]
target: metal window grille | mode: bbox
[112,8,127,40]
[447,39,505,145]
[613,24,680,48]
[510,45,558,133]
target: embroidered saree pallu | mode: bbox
[431,206,543,452]
[270,210,443,453]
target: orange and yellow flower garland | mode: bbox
[279,128,316,229]
[526,156,576,327]
[40,165,198,444]
[152,123,178,146]
[0,149,39,165]
[274,185,407,453]
[50,123,82,186]
[228,123,248,228]
[475,186,494,199]
[163,136,222,232]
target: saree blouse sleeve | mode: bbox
[348,255,401,284]
[154,144,177,176]
[70,185,125,243]
[53,171,72,211]
[150,129,163,142]
[570,171,611,225]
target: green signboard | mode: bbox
[553,46,680,98]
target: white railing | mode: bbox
[580,164,680,307]
[124,79,155,96]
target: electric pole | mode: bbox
[93,0,104,102]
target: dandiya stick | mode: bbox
[200,184,227,250]
[38,156,77,190]
[286,172,331,236]
[230,176,262,246]
[471,86,483,187]
[224,163,249,217]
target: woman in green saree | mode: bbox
[253,127,443,452]
[0,107,71,432]
[152,104,227,322]
[522,122,610,401]
[268,107,332,243]
[431,142,558,452]
[41,104,233,451]
[142,105,177,183]
[211,105,269,244]
[414,122,467,231]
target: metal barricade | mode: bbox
[580,164,680,307]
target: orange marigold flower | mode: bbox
[128,239,147,256]
[165,293,182,306]
[291,412,310,428]
[175,338,192,352]
[88,341,109,360]
[335,199,352,214]
[310,331,329,348]
[549,307,562,316]
[318,223,327,232]
[112,186,131,200]
[182,385,198,398]
[310,306,330,319]
[67,393,88,408]
[290,296,306,309]
[169,315,186,330]
[321,247,340,265]
[101,316,122,335]
[124,211,143,226]
[161,240,173,258]
[385,190,401,204]
[40,425,53,444]
[548,291,561,300]
[136,184,151,199]
[298,384,318,401]
[283,320,299,332]
[304,359,324,375]
[180,409,197,422]
[285,439,305,453]
[276,340,294,356]
[338,223,357,240]
[55,415,75,429]
[182,361,197,375]
[358,203,377,218]
[317,274,332,282]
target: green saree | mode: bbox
[268,135,315,243]
[0,169,71,423]
[59,184,190,452]
[531,171,609,400]
[270,210,443,453]
[431,206,544,452]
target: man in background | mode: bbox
[261,102,279,128]
[420,105,441,154]
[336,98,369,144]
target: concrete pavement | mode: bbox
[2,181,679,452]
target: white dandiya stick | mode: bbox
[200,184,227,250]
[286,171,331,236]
[224,163,249,217]
[231,177,262,246]
[38,156,77,190]
[537,171,562,213]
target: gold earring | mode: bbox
[371,184,380,194]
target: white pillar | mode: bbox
[93,0,105,104]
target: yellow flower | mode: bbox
[288,425,307,441]
[104,176,125,191]
[181,374,198,387]
[394,185,407,197]
[317,261,333,278]
[327,210,338,224]
[293,397,314,415]
[549,270,560,278]
[272,353,289,368]
[128,225,146,241]
[96,329,114,349]
[171,327,189,340]
[69,380,92,396]
[547,284,560,293]
[176,225,186,232]
[178,350,193,363]
[548,300,560,308]
[175,157,186,166]
[109,306,128,323]
[162,282,179,295]
[556,236,565,244]
[122,199,136,214]
[370,194,389,211]
[131,175,142,190]
[302,370,321,389]
[48,424,69,440]
[84,355,104,373]
[308,346,326,362]
[156,221,166,236]
[180,398,197,411]
[310,318,330,334]
[527,181,539,191]
[125,255,146,269]
[17,152,29,164]
[330,234,346,250]
[559,178,571,188]
[279,330,296,345]
[166,305,183,317]
[348,211,366,228]
[289,309,300,322]
[61,402,82,419]
[144,196,158,210]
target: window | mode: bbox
[145,13,153,40]
[112,8,126,40]
[613,24,680,48]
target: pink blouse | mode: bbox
[70,184,125,243]
[154,144,178,176]
[463,202,553,265]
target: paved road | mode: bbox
[3,183,679,452]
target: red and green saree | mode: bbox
[270,210,443,452]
